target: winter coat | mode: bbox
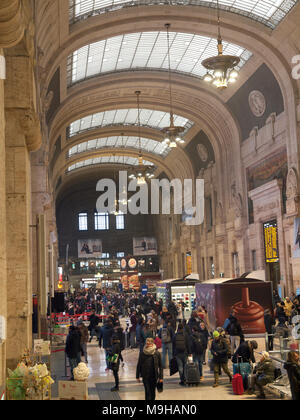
[232,341,255,364]
[65,329,81,358]
[109,341,121,372]
[188,317,200,332]
[136,350,163,381]
[225,315,243,337]
[172,330,191,356]
[99,324,113,349]
[211,338,229,364]
[130,314,137,332]
[88,314,100,331]
[78,324,89,345]
[264,314,275,334]
[255,359,275,385]
[198,327,209,349]
[284,362,300,400]
[190,331,206,356]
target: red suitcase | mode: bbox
[232,373,244,395]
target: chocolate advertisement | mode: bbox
[196,280,273,334]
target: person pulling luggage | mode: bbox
[210,331,232,388]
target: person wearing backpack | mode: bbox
[172,323,192,386]
[225,311,244,354]
[190,326,206,382]
[158,321,174,369]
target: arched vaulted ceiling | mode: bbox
[34,0,300,201]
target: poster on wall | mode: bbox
[78,239,102,258]
[133,237,157,256]
[263,220,279,263]
[293,218,300,258]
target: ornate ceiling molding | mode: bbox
[0,0,25,48]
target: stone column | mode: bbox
[0,48,7,395]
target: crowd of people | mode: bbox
[63,288,300,401]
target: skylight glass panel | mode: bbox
[67,155,154,172]
[68,31,252,86]
[68,136,170,158]
[68,109,192,138]
[69,0,298,29]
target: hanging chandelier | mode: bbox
[118,133,131,208]
[202,0,239,89]
[162,23,185,149]
[129,91,155,185]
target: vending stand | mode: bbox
[156,278,199,319]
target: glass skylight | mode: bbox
[67,155,154,172]
[67,109,192,138]
[68,136,170,158]
[67,31,252,86]
[69,0,298,29]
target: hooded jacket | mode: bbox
[65,328,81,358]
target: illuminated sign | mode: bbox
[264,220,279,263]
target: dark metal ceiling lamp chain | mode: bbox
[162,23,185,148]
[202,0,239,89]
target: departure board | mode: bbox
[264,220,279,263]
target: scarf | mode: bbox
[143,344,157,356]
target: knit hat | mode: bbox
[213,331,220,338]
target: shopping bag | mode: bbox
[169,357,179,376]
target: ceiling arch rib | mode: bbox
[67,108,193,139]
[68,136,170,159]
[67,155,155,173]
[68,31,252,87]
[69,0,298,29]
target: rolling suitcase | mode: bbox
[232,373,244,395]
[233,357,251,391]
[185,362,200,386]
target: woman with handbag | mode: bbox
[136,338,163,400]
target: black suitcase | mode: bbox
[185,362,200,386]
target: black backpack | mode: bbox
[175,333,186,352]
[192,334,204,355]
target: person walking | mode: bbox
[210,330,232,388]
[129,310,138,348]
[190,326,206,382]
[284,351,300,400]
[136,338,163,401]
[77,320,89,363]
[88,310,100,342]
[172,323,192,386]
[109,332,122,392]
[158,321,174,369]
[225,311,244,355]
[199,322,209,365]
[99,320,114,372]
[65,326,81,380]
[264,309,275,351]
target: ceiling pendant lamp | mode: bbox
[202,0,240,89]
[129,91,155,185]
[161,23,185,148]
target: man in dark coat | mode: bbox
[225,311,243,354]
[211,331,232,387]
[99,320,114,371]
[65,326,81,380]
[136,338,163,400]
[172,323,192,385]
[88,310,100,342]
[232,340,258,364]
[264,309,276,351]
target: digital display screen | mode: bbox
[263,220,279,263]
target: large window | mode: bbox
[116,212,125,230]
[78,213,88,231]
[95,212,109,230]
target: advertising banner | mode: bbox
[78,239,102,258]
[133,237,157,256]
[195,280,273,334]
[293,217,300,258]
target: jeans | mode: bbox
[176,353,187,383]
[162,342,173,369]
[230,336,240,354]
[69,353,81,379]
[143,377,157,401]
[193,353,204,377]
[81,343,88,363]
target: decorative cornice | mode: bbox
[0,0,25,48]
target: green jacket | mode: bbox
[256,359,275,385]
